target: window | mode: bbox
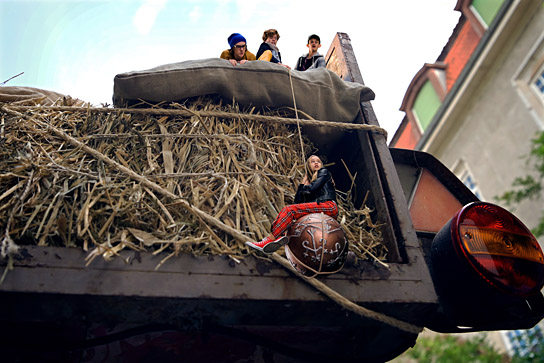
[460,171,482,199]
[470,0,505,28]
[412,80,441,132]
[531,65,544,101]
[503,325,543,357]
[452,159,483,199]
[513,34,544,128]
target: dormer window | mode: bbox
[469,0,505,28]
[401,63,448,134]
[412,80,442,132]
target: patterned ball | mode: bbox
[285,213,349,277]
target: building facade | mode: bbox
[391,0,544,242]
[390,0,544,356]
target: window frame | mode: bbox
[452,158,483,200]
[502,324,543,357]
[512,32,544,129]
[530,64,544,102]
[469,0,505,29]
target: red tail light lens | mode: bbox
[451,202,544,297]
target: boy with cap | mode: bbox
[220,33,256,66]
[295,34,326,71]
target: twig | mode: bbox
[1,72,24,86]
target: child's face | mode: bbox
[266,35,278,45]
[233,42,246,61]
[308,156,323,172]
[307,38,321,52]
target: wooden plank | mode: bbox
[324,32,436,291]
[8,245,434,282]
[0,246,437,303]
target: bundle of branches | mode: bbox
[0,97,386,268]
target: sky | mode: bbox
[0,0,461,140]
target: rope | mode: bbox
[287,69,307,166]
[284,244,344,278]
[2,105,388,139]
[270,253,423,334]
[0,104,420,334]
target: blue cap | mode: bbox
[228,33,246,48]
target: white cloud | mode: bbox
[132,0,167,35]
[235,0,257,25]
[8,0,460,138]
[189,5,201,23]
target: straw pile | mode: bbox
[0,96,387,268]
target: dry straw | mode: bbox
[0,96,426,334]
[0,97,387,267]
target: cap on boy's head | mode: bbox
[308,34,320,43]
[228,33,246,48]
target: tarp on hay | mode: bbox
[0,86,86,106]
[113,58,375,123]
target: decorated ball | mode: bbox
[285,213,349,277]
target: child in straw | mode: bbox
[246,155,337,253]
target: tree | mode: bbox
[495,131,544,362]
[397,333,508,363]
[497,131,544,238]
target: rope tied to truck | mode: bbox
[2,105,388,139]
[0,102,419,334]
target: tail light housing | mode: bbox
[451,202,544,297]
[429,202,544,331]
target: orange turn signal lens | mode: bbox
[452,202,544,297]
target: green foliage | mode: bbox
[404,334,507,363]
[497,131,544,237]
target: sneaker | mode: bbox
[245,236,289,254]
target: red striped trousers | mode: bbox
[271,200,338,238]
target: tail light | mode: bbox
[450,202,544,297]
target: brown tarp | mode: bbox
[0,86,85,106]
[113,58,375,123]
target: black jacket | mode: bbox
[294,168,336,204]
[295,53,325,71]
[256,42,282,63]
